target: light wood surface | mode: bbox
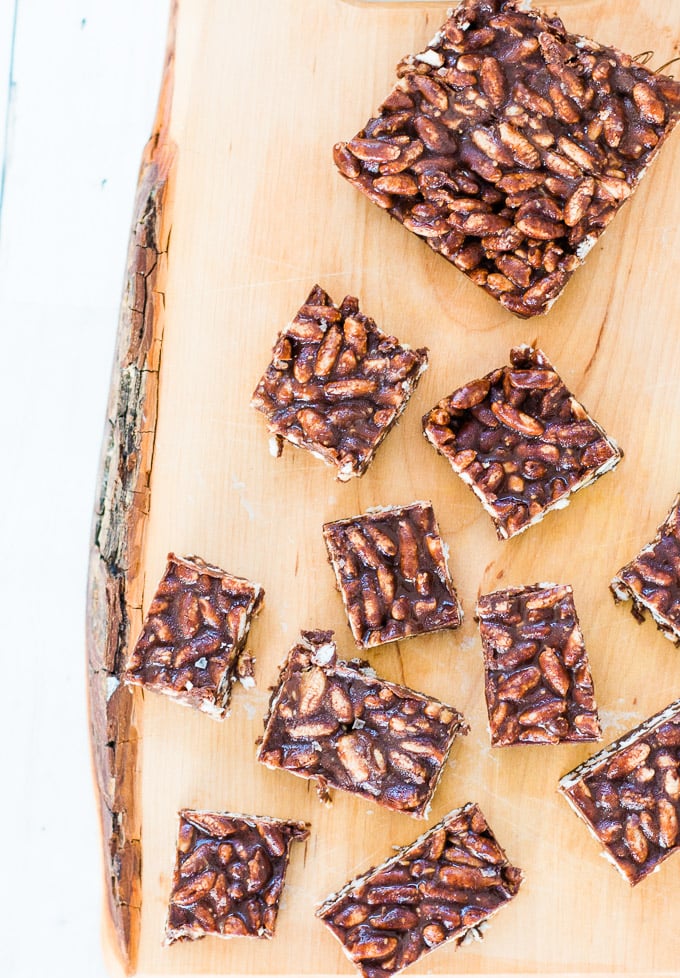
[92,1,680,975]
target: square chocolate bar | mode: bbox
[257,630,468,818]
[422,345,622,539]
[251,285,428,481]
[611,493,680,643]
[317,802,523,978]
[164,810,309,943]
[476,583,601,745]
[334,0,680,318]
[323,501,462,648]
[123,553,264,719]
[559,699,680,885]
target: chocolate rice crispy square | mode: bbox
[334,0,680,317]
[323,501,463,649]
[422,345,622,539]
[252,285,428,480]
[611,493,680,644]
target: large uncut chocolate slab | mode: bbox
[333,0,680,318]
[251,285,428,481]
[323,501,463,648]
[422,346,622,539]
[611,493,680,644]
[164,810,309,944]
[559,700,680,885]
[257,630,468,818]
[123,554,264,719]
[317,802,523,978]
[476,583,601,745]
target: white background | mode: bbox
[0,2,169,975]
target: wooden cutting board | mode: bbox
[87,1,680,975]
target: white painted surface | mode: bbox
[0,2,17,202]
[0,2,168,976]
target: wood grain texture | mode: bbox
[86,3,176,972]
[90,1,680,976]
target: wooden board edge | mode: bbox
[86,2,176,973]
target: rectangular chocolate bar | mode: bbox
[476,583,601,745]
[323,501,462,648]
[559,699,680,885]
[611,493,680,643]
[164,810,309,943]
[123,553,264,719]
[257,630,468,818]
[251,285,428,480]
[334,0,680,318]
[317,802,523,978]
[422,345,622,539]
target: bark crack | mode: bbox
[85,3,177,970]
